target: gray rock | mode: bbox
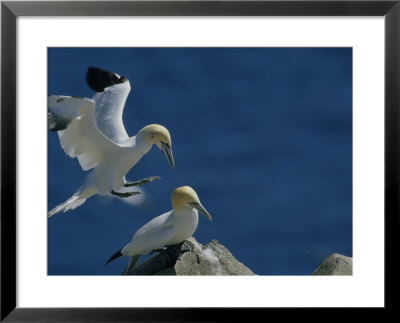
[126,236,255,275]
[311,253,353,275]
[124,237,351,276]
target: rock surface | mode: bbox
[125,237,352,276]
[311,253,353,275]
[126,236,255,275]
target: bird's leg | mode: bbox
[154,242,185,267]
[152,248,173,267]
[170,241,193,261]
[154,247,182,268]
[111,190,141,198]
[179,240,195,259]
[124,176,161,187]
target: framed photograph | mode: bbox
[2,0,398,320]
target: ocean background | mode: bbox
[48,48,352,275]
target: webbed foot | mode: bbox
[111,190,141,198]
[124,176,161,187]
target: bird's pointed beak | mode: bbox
[191,202,212,221]
[161,142,175,169]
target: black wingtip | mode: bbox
[86,67,128,93]
[48,111,71,131]
[105,248,123,266]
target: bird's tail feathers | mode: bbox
[105,248,124,266]
[48,192,86,217]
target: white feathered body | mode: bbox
[107,186,211,274]
[48,68,175,217]
[79,137,152,198]
[121,208,199,256]
[48,78,153,216]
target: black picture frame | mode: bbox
[1,0,399,321]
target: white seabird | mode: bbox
[105,186,212,275]
[48,67,175,217]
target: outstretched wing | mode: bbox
[86,67,131,144]
[48,95,118,171]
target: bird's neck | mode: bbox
[173,207,198,219]
[172,208,199,234]
[135,134,154,155]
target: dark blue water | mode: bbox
[48,48,352,275]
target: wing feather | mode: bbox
[85,67,131,144]
[48,95,118,171]
[122,212,176,256]
[93,81,131,144]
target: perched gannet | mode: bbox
[48,67,175,217]
[106,186,212,275]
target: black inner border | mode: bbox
[1,1,399,321]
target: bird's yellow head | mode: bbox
[171,186,212,221]
[139,124,175,169]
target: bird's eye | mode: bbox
[188,201,199,207]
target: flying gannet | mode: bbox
[105,186,212,275]
[48,67,175,217]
